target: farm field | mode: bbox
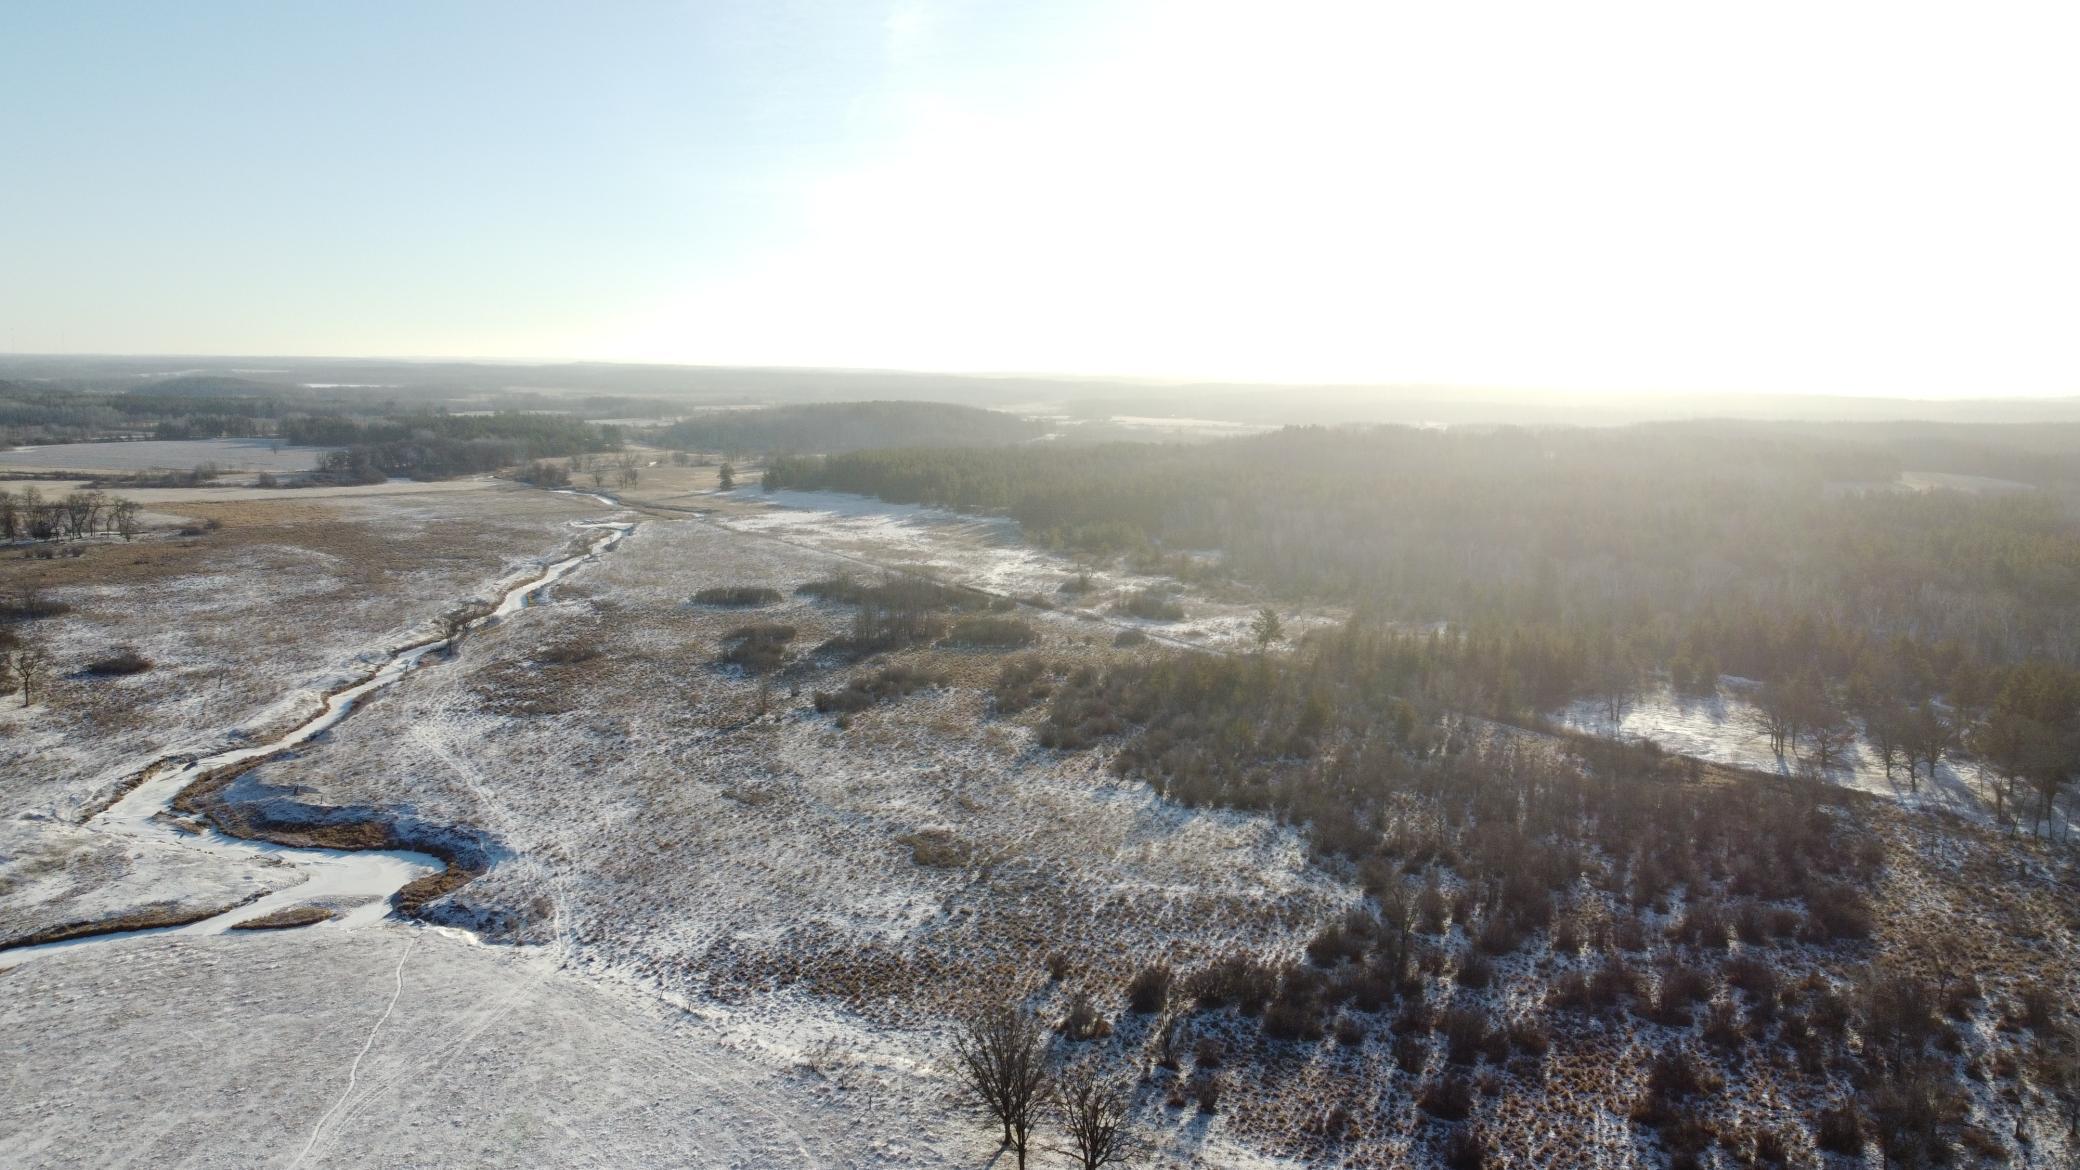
[0,437,336,474]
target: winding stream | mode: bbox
[0,519,634,968]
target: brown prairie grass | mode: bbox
[229,905,336,930]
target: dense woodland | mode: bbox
[300,412,617,482]
[657,401,1041,454]
[984,630,2079,1166]
[768,425,2080,781]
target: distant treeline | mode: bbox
[0,379,341,445]
[656,401,1041,454]
[308,412,618,483]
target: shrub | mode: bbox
[895,828,972,868]
[1591,957,1639,1007]
[1418,1076,1475,1120]
[2014,980,2060,1032]
[1112,628,1147,647]
[1474,915,1521,956]
[1116,590,1186,622]
[1393,1032,1428,1074]
[1441,1126,1489,1170]
[1669,900,1729,949]
[535,640,602,665]
[1813,1102,1864,1155]
[1701,1001,1745,1049]
[813,664,948,715]
[0,590,72,620]
[84,648,152,676]
[941,615,1036,649]
[1440,1007,1494,1066]
[720,623,796,673]
[1058,991,1112,1041]
[1506,1017,1550,1056]
[1802,881,1873,942]
[1867,1068,1966,1167]
[991,656,1057,714]
[1263,967,1327,1041]
[1186,954,1280,1014]
[1307,921,1367,967]
[1263,995,1323,1042]
[1643,1046,1721,1101]
[692,585,783,607]
[1125,963,1172,1014]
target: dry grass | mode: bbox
[229,905,336,931]
[0,895,261,951]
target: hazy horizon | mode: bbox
[5,1,2076,397]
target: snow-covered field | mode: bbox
[1556,683,2051,829]
[2,926,918,1169]
[0,475,504,507]
[7,479,2075,1168]
[1,486,1335,1167]
[0,484,606,819]
[0,437,334,473]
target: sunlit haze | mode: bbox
[4,1,2075,396]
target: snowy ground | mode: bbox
[2,486,1331,1167]
[0,483,606,820]
[0,484,616,950]
[0,475,505,508]
[706,487,1341,652]
[1556,683,2067,832]
[0,926,950,1170]
[8,476,2076,1168]
[241,514,1346,1016]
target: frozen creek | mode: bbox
[0,519,634,968]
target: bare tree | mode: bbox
[2050,1021,2080,1136]
[13,645,52,707]
[1593,653,1641,729]
[1799,698,1857,777]
[111,498,142,541]
[1749,676,1807,757]
[437,600,496,648]
[952,999,1051,1169]
[1864,701,1908,780]
[1906,703,1956,789]
[1050,1063,1141,1170]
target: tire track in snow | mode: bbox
[289,934,417,1170]
[317,726,578,1140]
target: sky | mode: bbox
[2,0,2076,397]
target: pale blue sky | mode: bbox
[4,1,2077,396]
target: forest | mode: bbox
[988,628,2077,1167]
[657,400,1042,454]
[292,412,618,482]
[767,423,2080,817]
